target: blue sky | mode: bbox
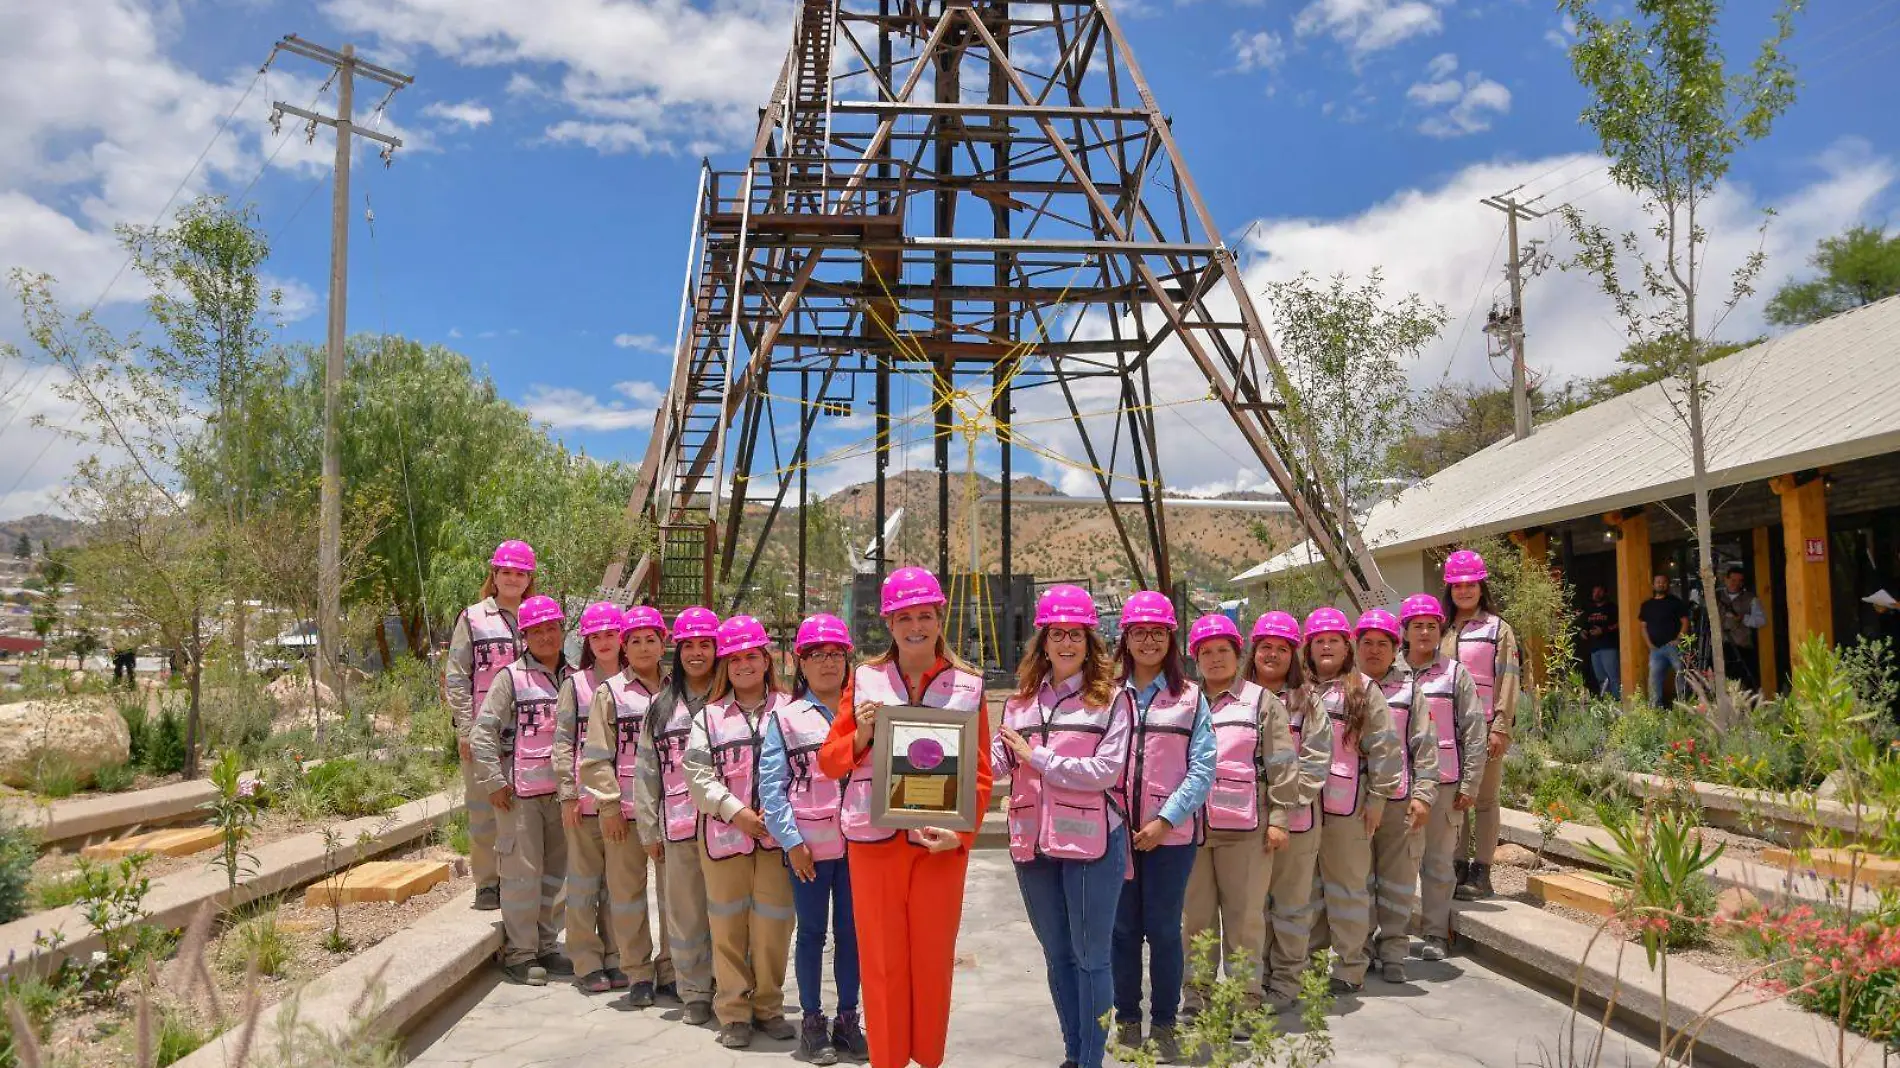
[2,0,1896,513]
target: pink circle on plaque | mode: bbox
[907,738,945,770]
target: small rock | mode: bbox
[1493,843,1539,868]
[1817,771,1850,800]
[1715,887,1760,921]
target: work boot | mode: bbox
[500,961,546,986]
[800,1013,839,1066]
[1453,859,1470,889]
[683,1001,715,1026]
[539,952,574,977]
[605,967,630,990]
[576,969,613,994]
[1418,936,1449,961]
[1455,863,1494,901]
[472,885,501,911]
[717,1022,753,1049]
[832,1008,867,1058]
[611,981,655,1011]
[1327,977,1362,996]
[1115,1021,1142,1050]
[656,981,680,1003]
[1151,1025,1181,1064]
[1264,990,1296,1013]
[1381,960,1408,983]
[755,1016,797,1042]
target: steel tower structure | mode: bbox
[603,0,1390,627]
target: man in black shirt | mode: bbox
[1638,574,1691,705]
[1580,585,1619,697]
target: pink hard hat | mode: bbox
[1250,611,1302,647]
[1400,593,1445,624]
[716,615,771,658]
[1120,590,1177,630]
[795,613,853,655]
[1188,614,1242,656]
[881,567,947,615]
[577,602,625,638]
[490,540,537,572]
[1444,549,1488,585]
[620,605,669,639]
[1036,584,1099,628]
[1302,606,1351,640]
[517,595,564,632]
[673,606,720,643]
[1354,608,1401,641]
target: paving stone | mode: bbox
[80,824,224,859]
[1527,870,1618,917]
[1762,846,1900,889]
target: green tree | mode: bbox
[10,534,28,558]
[1764,224,1900,326]
[1558,0,1801,719]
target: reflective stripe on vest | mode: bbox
[1205,680,1265,832]
[466,600,518,722]
[774,699,845,861]
[1454,615,1503,725]
[604,674,657,821]
[1414,657,1463,785]
[701,694,786,861]
[506,660,562,799]
[1315,677,1363,818]
[1376,669,1414,802]
[654,696,699,843]
[1285,689,1315,834]
[570,669,602,816]
[1003,689,1115,863]
[1125,681,1201,847]
[842,661,984,845]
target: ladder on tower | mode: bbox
[784,0,838,210]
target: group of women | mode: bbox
[444,542,1520,1068]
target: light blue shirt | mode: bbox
[1130,676,1216,830]
[758,694,834,850]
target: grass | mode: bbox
[219,909,293,978]
[28,757,80,800]
[89,762,138,793]
[153,1007,209,1066]
[29,872,86,912]
[439,810,470,856]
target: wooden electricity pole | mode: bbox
[1481,193,1548,441]
[271,36,411,687]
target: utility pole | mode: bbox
[1480,193,1548,441]
[271,37,411,688]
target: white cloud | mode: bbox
[1545,15,1578,50]
[0,367,110,518]
[612,333,669,354]
[1294,0,1445,57]
[1230,30,1286,74]
[1406,54,1511,137]
[522,379,665,432]
[422,100,493,127]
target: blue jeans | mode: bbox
[1648,642,1682,705]
[1111,841,1197,1028]
[1016,823,1129,1068]
[1590,647,1621,698]
[791,856,860,1017]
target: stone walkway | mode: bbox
[407,852,1653,1068]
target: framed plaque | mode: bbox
[869,704,980,832]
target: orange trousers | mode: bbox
[849,838,969,1068]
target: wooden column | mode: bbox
[1770,473,1833,654]
[1604,510,1650,700]
[1512,529,1550,688]
[1753,525,1778,697]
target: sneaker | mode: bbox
[755,1015,797,1042]
[472,885,501,911]
[683,1000,715,1026]
[800,1014,839,1066]
[500,961,546,986]
[1327,977,1363,996]
[656,981,681,1003]
[1381,960,1408,983]
[832,1008,867,1058]
[611,982,655,1011]
[576,969,613,994]
[1115,1021,1142,1050]
[1418,936,1449,961]
[539,952,574,977]
[1152,1025,1180,1064]
[605,967,630,990]
[717,1022,754,1049]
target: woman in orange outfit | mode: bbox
[818,567,992,1068]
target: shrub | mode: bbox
[440,810,471,856]
[91,761,138,793]
[27,756,79,800]
[199,659,276,757]
[203,749,261,892]
[144,707,187,776]
[1730,902,1900,1043]
[29,872,85,913]
[1581,806,1724,960]
[1608,703,1709,773]
[0,974,66,1067]
[221,909,292,978]
[0,822,34,925]
[153,1006,209,1066]
[291,758,400,820]
[118,698,151,767]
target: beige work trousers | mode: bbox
[601,816,675,986]
[1366,799,1424,966]
[564,815,620,977]
[499,793,567,966]
[663,838,716,1003]
[1419,787,1464,941]
[1183,828,1272,1001]
[1262,825,1321,1000]
[461,751,499,891]
[1460,741,1505,865]
[1308,810,1374,985]
[701,848,796,1027]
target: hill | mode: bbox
[0,515,87,555]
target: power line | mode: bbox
[1440,227,1507,381]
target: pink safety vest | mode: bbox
[1205,680,1265,833]
[1002,687,1120,863]
[569,669,603,816]
[653,694,701,843]
[604,674,659,820]
[1314,677,1363,818]
[1375,668,1415,802]
[465,600,519,720]
[774,698,845,862]
[505,659,562,799]
[701,694,786,861]
[1123,681,1202,847]
[1283,687,1316,834]
[841,661,984,845]
[1413,657,1463,785]
[1453,614,1503,725]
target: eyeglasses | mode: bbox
[801,650,847,663]
[1126,629,1171,644]
[1045,628,1089,645]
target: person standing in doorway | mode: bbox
[1580,585,1620,699]
[1640,575,1692,705]
[1715,567,1766,692]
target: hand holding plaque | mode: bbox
[868,704,980,833]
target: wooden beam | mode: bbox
[1604,510,1650,701]
[1770,474,1833,652]
[1753,525,1778,698]
[1512,530,1550,689]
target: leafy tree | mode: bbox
[1391,381,1548,481]
[11,534,28,559]
[1558,0,1800,719]
[1764,224,1900,326]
